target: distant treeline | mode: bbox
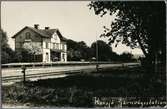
[1,30,136,64]
[66,39,135,62]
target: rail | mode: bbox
[1,61,138,68]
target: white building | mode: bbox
[12,24,67,62]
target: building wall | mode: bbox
[42,49,51,62]
[15,28,42,50]
[50,32,67,62]
[42,38,51,62]
[51,32,61,44]
[60,42,67,62]
[14,28,67,62]
[61,52,67,62]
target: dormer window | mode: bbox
[25,32,31,39]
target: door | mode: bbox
[46,52,49,62]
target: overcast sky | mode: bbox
[1,1,143,55]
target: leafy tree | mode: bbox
[66,39,78,50]
[1,30,16,64]
[66,39,81,61]
[22,42,42,55]
[91,40,118,61]
[19,42,42,62]
[88,1,166,66]
[66,39,93,61]
[1,30,8,49]
[77,41,93,60]
[119,52,134,62]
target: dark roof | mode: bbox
[12,26,67,42]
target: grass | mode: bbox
[2,66,166,107]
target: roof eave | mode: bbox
[12,26,28,38]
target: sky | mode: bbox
[1,1,143,55]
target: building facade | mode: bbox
[12,24,67,62]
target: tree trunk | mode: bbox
[136,34,148,57]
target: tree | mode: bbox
[119,52,134,62]
[1,30,16,64]
[91,40,118,61]
[66,39,93,61]
[66,39,78,50]
[66,39,81,61]
[21,42,42,62]
[23,42,42,55]
[88,1,166,67]
[77,41,93,60]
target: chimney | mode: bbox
[34,24,39,29]
[45,27,50,30]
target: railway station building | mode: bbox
[12,24,67,62]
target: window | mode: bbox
[62,44,65,50]
[63,54,65,61]
[53,34,57,40]
[53,43,56,49]
[25,32,31,39]
[46,42,49,48]
[56,43,59,49]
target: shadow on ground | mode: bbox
[2,67,166,107]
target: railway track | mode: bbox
[2,63,140,84]
[2,70,85,83]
